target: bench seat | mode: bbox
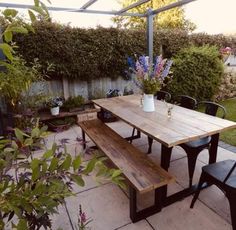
[79,119,175,222]
[79,119,174,194]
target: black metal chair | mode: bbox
[191,160,236,230]
[177,95,197,110]
[155,90,171,101]
[180,101,226,188]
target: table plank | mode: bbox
[93,95,236,147]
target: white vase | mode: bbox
[50,106,60,116]
[142,94,155,112]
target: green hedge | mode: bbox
[14,21,236,81]
[167,45,224,101]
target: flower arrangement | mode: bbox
[127,55,173,94]
[220,47,232,62]
[45,96,64,108]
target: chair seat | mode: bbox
[203,160,236,189]
[184,136,211,148]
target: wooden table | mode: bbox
[93,95,236,206]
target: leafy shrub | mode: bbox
[167,45,224,101]
[0,124,125,229]
[63,95,85,110]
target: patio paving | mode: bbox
[44,120,234,230]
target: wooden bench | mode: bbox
[78,119,174,222]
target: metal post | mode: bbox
[146,9,154,64]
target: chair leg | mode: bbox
[186,151,200,188]
[226,193,236,230]
[190,172,206,208]
[147,136,153,154]
[130,128,136,144]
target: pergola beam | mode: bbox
[0,3,145,17]
[80,0,98,10]
[151,0,197,15]
[118,0,151,14]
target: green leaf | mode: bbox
[15,128,23,143]
[8,26,28,34]
[3,9,18,17]
[31,6,45,15]
[43,149,53,159]
[32,167,40,181]
[72,155,81,171]
[28,10,37,22]
[31,127,40,138]
[4,147,15,152]
[24,24,35,33]
[71,175,85,187]
[34,0,40,7]
[24,138,33,146]
[40,125,48,133]
[0,43,13,61]
[112,170,122,178]
[83,157,97,175]
[14,128,29,142]
[48,157,59,172]
[3,31,13,43]
[31,158,40,170]
[17,219,27,230]
[60,155,72,170]
[51,143,57,154]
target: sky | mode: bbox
[3,0,236,34]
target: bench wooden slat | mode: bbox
[79,119,174,194]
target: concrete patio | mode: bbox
[44,120,235,230]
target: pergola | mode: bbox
[0,0,197,61]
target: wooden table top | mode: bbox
[93,95,236,148]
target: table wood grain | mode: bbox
[93,95,236,148]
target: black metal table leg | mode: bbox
[160,145,173,201]
[209,133,219,164]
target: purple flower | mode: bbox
[80,212,87,223]
[161,60,173,79]
[138,55,148,73]
[127,57,135,69]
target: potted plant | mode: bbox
[63,95,85,112]
[127,55,173,112]
[46,96,64,116]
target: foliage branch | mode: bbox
[0,123,125,229]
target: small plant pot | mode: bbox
[50,106,60,116]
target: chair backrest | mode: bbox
[199,101,226,119]
[223,162,236,184]
[178,95,197,110]
[155,91,171,102]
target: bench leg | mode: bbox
[129,186,163,223]
[82,130,86,150]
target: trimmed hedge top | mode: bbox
[14,21,236,81]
